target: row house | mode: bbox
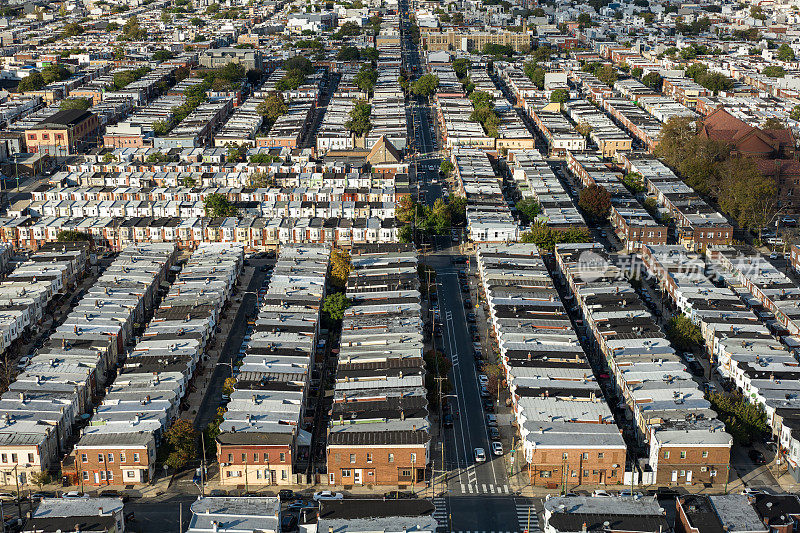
[477,244,627,488]
[1,245,175,486]
[327,245,429,487]
[555,243,732,487]
[218,244,328,486]
[67,243,243,486]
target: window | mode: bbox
[227,454,233,463]
[242,454,247,462]
[81,454,87,463]
[582,453,589,460]
[571,471,577,477]
[126,471,135,478]
[42,134,49,140]
[388,453,394,463]
[680,470,686,477]
[10,454,16,463]
[583,470,589,477]
[562,452,568,459]
[280,453,286,462]
[400,469,412,477]
[120,453,126,463]
[108,454,114,463]
[598,452,604,459]
[254,453,259,463]
[710,469,717,477]
[27,134,35,141]
[329,473,335,484]
[98,454,104,463]
[679,451,686,459]
[83,471,89,480]
[264,453,270,462]
[281,470,287,480]
[663,451,670,459]
[107,471,113,480]
[342,469,351,477]
[540,471,551,478]
[367,453,372,463]
[702,451,708,458]
[411,453,417,463]
[350,454,356,464]
[100,471,106,480]
[611,470,617,478]
[701,466,708,472]
[27,454,33,464]
[133,453,140,463]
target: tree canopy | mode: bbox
[412,74,439,96]
[330,249,351,289]
[60,97,92,111]
[578,184,612,220]
[204,193,238,218]
[345,99,372,136]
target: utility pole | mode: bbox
[200,432,206,497]
[179,502,182,533]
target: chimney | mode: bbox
[98,507,104,516]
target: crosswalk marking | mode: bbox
[516,502,540,533]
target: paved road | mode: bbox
[194,257,271,431]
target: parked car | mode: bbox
[278,489,295,501]
[491,441,503,456]
[478,374,489,386]
[486,414,497,427]
[592,490,613,497]
[748,449,767,465]
[489,427,501,440]
[287,500,306,511]
[99,490,129,502]
[474,448,486,463]
[281,515,298,532]
[313,491,344,501]
[443,413,454,428]
[482,398,494,412]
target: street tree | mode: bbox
[550,88,569,103]
[322,293,351,323]
[578,184,612,220]
[164,419,198,470]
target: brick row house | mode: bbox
[327,244,429,487]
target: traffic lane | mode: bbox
[440,270,497,483]
[449,495,518,532]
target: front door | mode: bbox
[354,469,362,485]
[94,472,100,484]
[671,470,678,483]
[686,470,692,484]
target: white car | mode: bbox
[740,488,763,496]
[474,448,486,463]
[313,491,344,501]
[478,374,489,386]
[592,490,613,497]
[491,441,503,456]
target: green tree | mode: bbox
[708,392,767,445]
[594,64,618,86]
[345,99,372,136]
[61,22,84,37]
[481,43,514,57]
[152,49,175,61]
[642,71,662,90]
[42,64,71,85]
[578,184,612,220]
[57,230,90,242]
[762,117,786,130]
[763,65,786,78]
[256,92,287,126]
[330,249,351,289]
[439,159,454,177]
[398,224,414,243]
[164,419,197,470]
[577,12,591,27]
[665,314,703,351]
[337,46,360,61]
[152,120,170,136]
[60,97,91,111]
[322,292,351,323]
[519,223,590,250]
[550,88,569,103]
[524,61,545,89]
[631,66,643,79]
[354,65,378,93]
[204,193,238,218]
[18,72,45,92]
[777,43,796,61]
[515,198,541,225]
[452,58,471,80]
[412,74,440,96]
[791,105,800,121]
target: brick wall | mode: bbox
[327,445,427,486]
